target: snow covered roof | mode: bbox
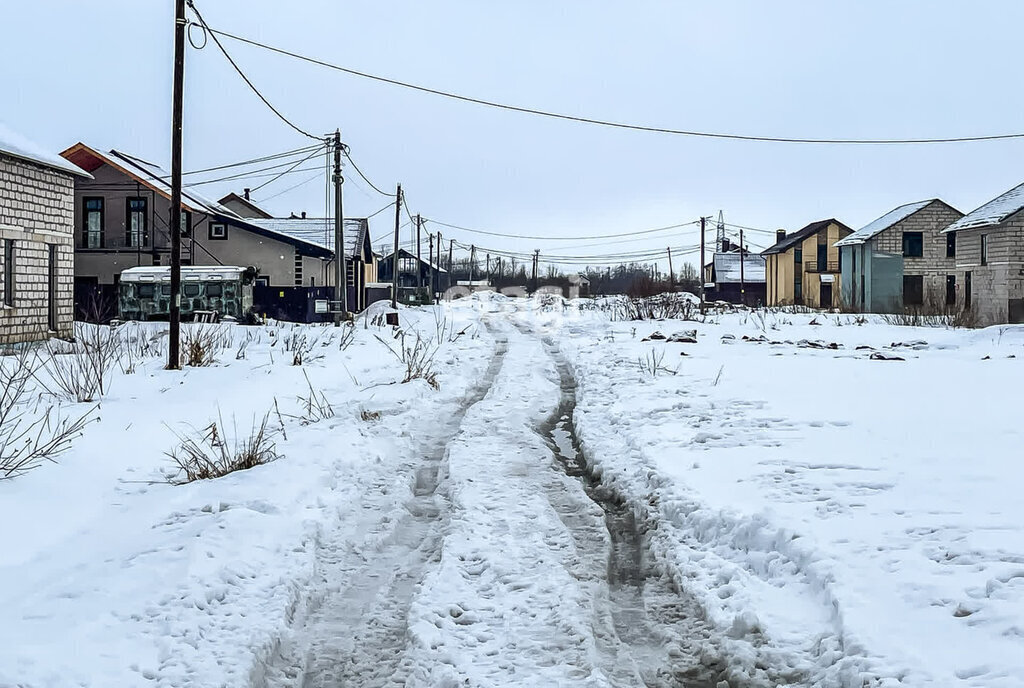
[944,181,1024,233]
[712,252,765,283]
[836,200,935,247]
[0,122,91,178]
[120,265,251,282]
[245,217,369,258]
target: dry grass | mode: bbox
[166,410,280,484]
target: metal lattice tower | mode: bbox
[716,210,727,251]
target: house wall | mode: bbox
[954,215,1024,325]
[873,202,963,309]
[0,154,75,344]
[764,252,795,306]
[766,222,849,307]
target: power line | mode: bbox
[187,1,324,141]
[342,150,396,196]
[185,163,323,187]
[202,24,1024,146]
[256,169,324,203]
[425,218,697,241]
[367,199,397,219]
[249,146,327,192]
[183,144,326,186]
[177,144,322,178]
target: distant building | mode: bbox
[0,125,90,344]
[378,248,450,303]
[704,247,766,306]
[761,219,853,308]
[942,182,1024,325]
[218,190,273,219]
[836,199,963,313]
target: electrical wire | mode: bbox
[201,24,1024,146]
[249,145,327,193]
[176,144,322,178]
[256,169,324,203]
[367,199,397,220]
[424,218,698,241]
[187,1,324,141]
[342,150,396,196]
[184,163,323,188]
[183,145,326,186]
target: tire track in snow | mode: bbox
[536,334,734,688]
[255,328,508,688]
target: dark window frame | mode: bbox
[83,196,105,249]
[137,283,155,299]
[208,222,228,241]
[3,239,14,307]
[946,275,956,306]
[946,232,956,259]
[980,234,988,266]
[48,244,58,330]
[206,282,223,297]
[903,274,924,306]
[902,231,924,258]
[126,197,149,247]
[183,282,201,297]
[180,209,192,237]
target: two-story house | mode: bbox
[761,219,853,308]
[942,182,1024,325]
[836,199,963,313]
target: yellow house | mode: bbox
[762,219,853,308]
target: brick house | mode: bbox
[59,144,376,321]
[835,199,963,312]
[761,219,853,308]
[942,182,1024,325]
[0,124,90,345]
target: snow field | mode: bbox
[0,308,493,687]
[537,304,1024,687]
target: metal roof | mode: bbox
[836,200,935,247]
[712,252,766,283]
[761,219,853,255]
[0,122,91,178]
[944,181,1024,233]
[245,217,369,258]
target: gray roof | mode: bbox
[761,219,852,255]
[835,200,935,247]
[246,217,369,258]
[712,252,765,283]
[0,122,90,178]
[944,181,1024,233]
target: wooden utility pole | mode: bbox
[739,228,746,306]
[532,249,539,292]
[391,184,402,309]
[428,233,435,304]
[469,244,476,282]
[167,0,186,370]
[485,253,490,284]
[699,216,706,313]
[448,240,453,279]
[415,214,423,291]
[333,130,347,322]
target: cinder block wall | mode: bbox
[0,154,75,345]
[873,202,963,308]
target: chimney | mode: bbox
[243,187,251,201]
[721,238,731,253]
[776,229,787,243]
[301,211,306,219]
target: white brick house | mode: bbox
[0,124,90,345]
[943,182,1024,325]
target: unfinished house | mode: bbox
[1,125,89,344]
[761,219,853,308]
[942,182,1024,325]
[836,199,963,312]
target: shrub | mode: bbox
[375,330,441,388]
[42,323,122,402]
[166,410,280,484]
[181,323,232,367]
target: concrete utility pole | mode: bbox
[333,130,347,323]
[428,233,435,304]
[532,249,540,292]
[416,214,423,291]
[699,216,706,314]
[448,240,453,280]
[485,253,490,283]
[739,228,746,306]
[469,244,476,282]
[167,0,186,370]
[667,246,674,292]
[391,184,402,309]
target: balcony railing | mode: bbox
[805,260,841,273]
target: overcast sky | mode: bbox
[5,1,1024,271]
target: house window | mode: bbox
[903,275,924,306]
[48,245,58,330]
[208,222,227,240]
[83,197,104,248]
[946,232,956,258]
[125,198,148,247]
[180,210,192,236]
[946,275,956,306]
[902,232,923,258]
[980,234,988,266]
[3,240,14,306]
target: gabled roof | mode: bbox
[218,192,273,219]
[380,247,449,273]
[0,123,91,178]
[761,218,852,255]
[712,251,766,283]
[836,200,937,247]
[944,181,1024,233]
[60,142,241,218]
[245,218,371,259]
